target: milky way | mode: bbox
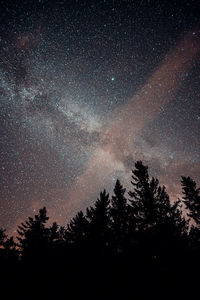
[0,0,200,235]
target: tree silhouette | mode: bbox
[179,176,200,298]
[128,161,185,232]
[128,161,157,229]
[127,161,187,286]
[0,228,6,246]
[110,179,128,253]
[66,210,89,245]
[2,161,200,299]
[181,176,200,226]
[48,222,60,243]
[17,207,49,261]
[0,228,18,262]
[86,189,110,247]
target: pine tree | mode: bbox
[48,222,60,243]
[66,211,89,244]
[181,176,200,259]
[128,161,162,230]
[128,161,186,232]
[128,161,187,266]
[110,179,128,253]
[86,190,110,248]
[0,228,6,246]
[17,207,49,261]
[181,176,200,226]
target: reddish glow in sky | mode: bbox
[0,1,200,235]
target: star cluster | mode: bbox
[0,0,200,234]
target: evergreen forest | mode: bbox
[1,161,200,299]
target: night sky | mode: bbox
[0,0,200,235]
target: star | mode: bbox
[0,1,199,235]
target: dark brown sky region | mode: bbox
[0,0,200,235]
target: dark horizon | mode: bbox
[1,160,200,299]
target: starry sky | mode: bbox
[0,0,200,235]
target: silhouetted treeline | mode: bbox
[1,161,200,299]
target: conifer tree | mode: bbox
[17,207,49,261]
[181,176,200,226]
[66,211,88,244]
[128,161,186,233]
[86,190,110,248]
[0,228,6,246]
[128,161,162,230]
[110,179,128,252]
